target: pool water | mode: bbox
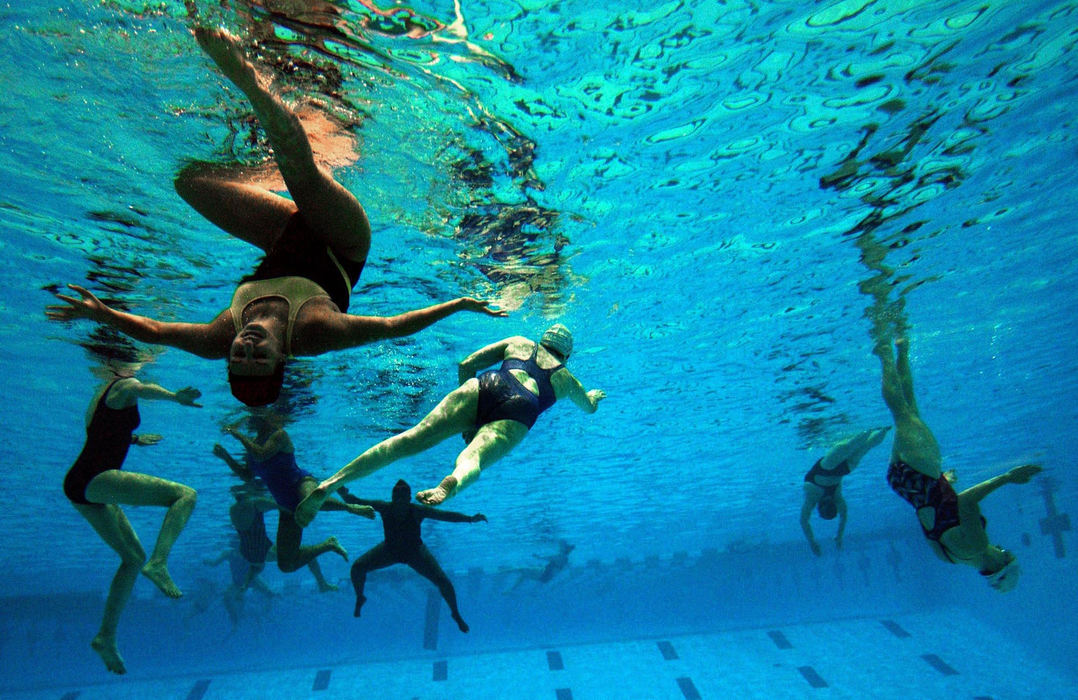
[1,0,1076,697]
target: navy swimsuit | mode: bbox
[475,345,563,429]
[248,451,313,513]
[63,380,140,506]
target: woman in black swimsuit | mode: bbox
[875,335,1040,591]
[294,324,605,526]
[799,426,890,555]
[64,374,201,674]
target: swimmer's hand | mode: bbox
[46,284,112,322]
[347,504,376,519]
[457,297,508,318]
[133,433,163,447]
[1006,464,1042,484]
[174,386,203,407]
[471,513,488,523]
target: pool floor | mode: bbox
[9,609,1074,699]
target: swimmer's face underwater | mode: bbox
[228,323,286,406]
[229,322,284,376]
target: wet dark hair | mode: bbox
[392,479,411,501]
[817,498,838,520]
[229,362,285,407]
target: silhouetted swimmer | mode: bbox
[508,540,574,591]
[63,372,200,674]
[800,427,890,555]
[339,481,485,633]
[294,324,604,525]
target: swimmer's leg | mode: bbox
[74,503,148,674]
[295,381,478,526]
[85,471,197,599]
[409,545,468,632]
[417,420,527,505]
[191,27,370,264]
[349,544,395,617]
[274,509,348,573]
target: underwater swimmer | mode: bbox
[876,337,1041,591]
[222,414,375,575]
[64,373,200,674]
[46,25,504,407]
[294,324,605,526]
[800,426,890,555]
[340,481,485,633]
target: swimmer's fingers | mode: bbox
[175,386,203,407]
[46,285,102,320]
[459,297,508,318]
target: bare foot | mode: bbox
[91,634,126,674]
[417,476,457,505]
[141,559,183,599]
[452,611,469,633]
[294,485,329,528]
[325,536,349,562]
[318,580,340,593]
[193,27,260,93]
[353,593,366,617]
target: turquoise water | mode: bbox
[1,0,1076,696]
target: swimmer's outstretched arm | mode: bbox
[563,374,605,414]
[336,489,384,509]
[799,494,821,555]
[214,443,253,480]
[835,497,849,548]
[47,284,232,358]
[111,377,203,408]
[959,464,1043,504]
[417,506,487,523]
[309,298,507,354]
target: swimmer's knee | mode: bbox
[123,546,147,568]
[277,558,301,574]
[174,485,197,506]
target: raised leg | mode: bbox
[274,510,348,573]
[84,470,197,599]
[294,382,479,526]
[416,419,528,505]
[193,27,371,263]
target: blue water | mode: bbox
[1,0,1076,696]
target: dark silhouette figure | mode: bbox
[339,480,486,633]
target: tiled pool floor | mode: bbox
[9,610,1074,699]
